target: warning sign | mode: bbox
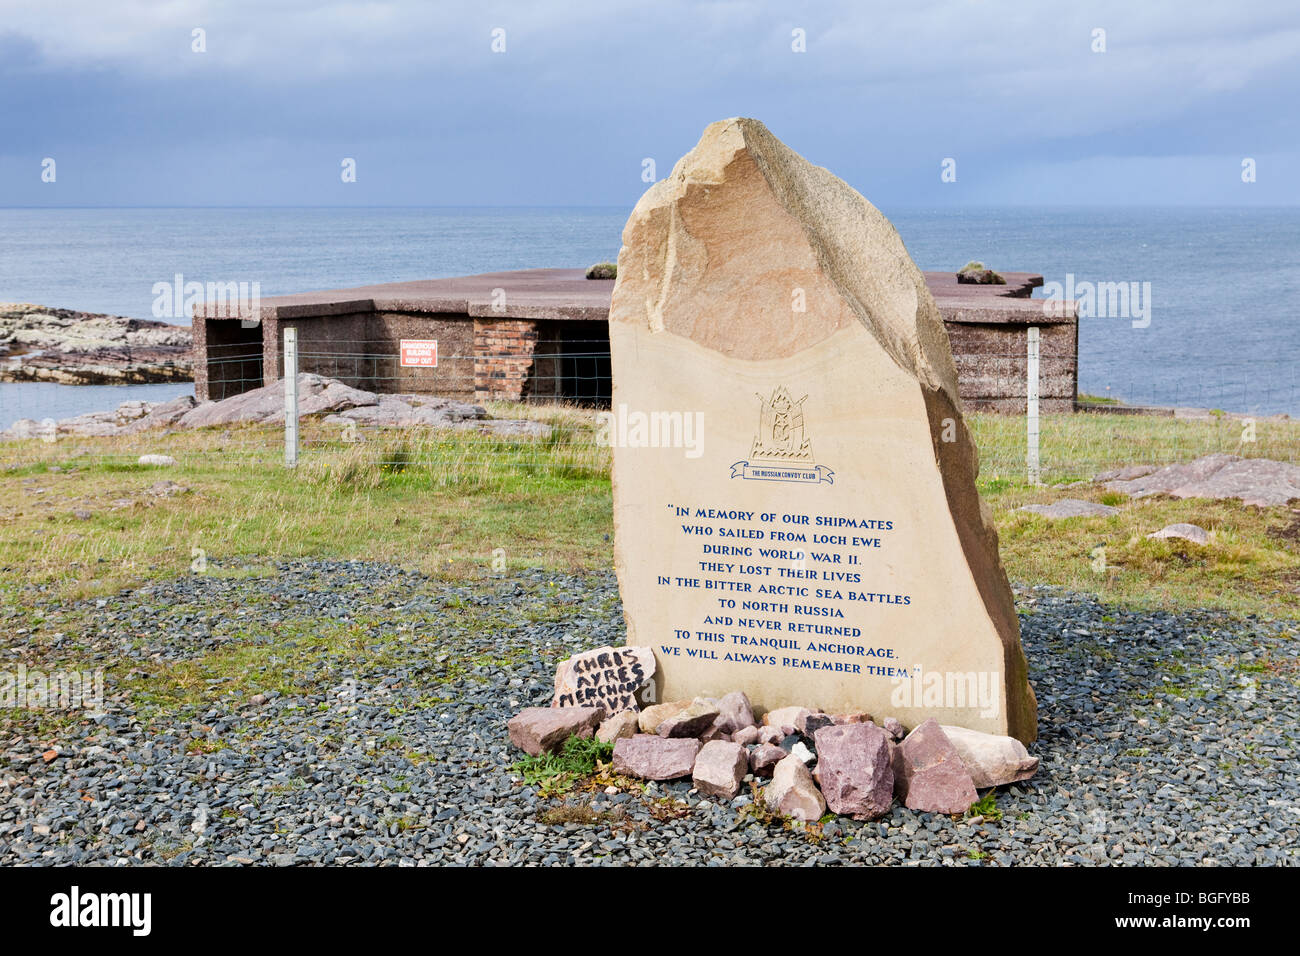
[399,339,438,367]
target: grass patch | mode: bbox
[1,403,1297,619]
[510,735,614,796]
[967,791,1003,822]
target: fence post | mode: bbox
[1026,325,1040,485]
[284,327,298,468]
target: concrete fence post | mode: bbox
[1026,325,1040,485]
[284,326,298,468]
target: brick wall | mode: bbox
[473,318,539,402]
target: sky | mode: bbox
[1,0,1297,207]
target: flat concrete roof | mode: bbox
[195,267,1074,325]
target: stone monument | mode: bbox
[608,117,1037,743]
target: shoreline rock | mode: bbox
[0,303,192,385]
[1,373,552,441]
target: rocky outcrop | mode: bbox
[2,374,552,441]
[1018,499,1121,519]
[0,303,192,384]
[1103,454,1300,508]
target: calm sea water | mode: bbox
[1,206,1297,427]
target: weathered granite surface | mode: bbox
[1104,453,1300,508]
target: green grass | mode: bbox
[967,791,1003,821]
[510,735,614,796]
[1,403,1297,619]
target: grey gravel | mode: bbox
[1,562,1297,866]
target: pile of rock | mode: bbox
[508,645,1039,823]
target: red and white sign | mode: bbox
[399,339,438,367]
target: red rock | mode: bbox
[657,697,720,738]
[637,700,689,734]
[596,709,640,744]
[939,724,1039,788]
[713,690,756,734]
[896,719,978,814]
[762,706,812,736]
[749,743,786,778]
[764,756,825,822]
[882,717,905,741]
[812,722,894,820]
[758,725,784,746]
[613,735,702,780]
[802,713,834,736]
[507,705,606,756]
[831,712,873,726]
[692,740,748,799]
[731,725,760,747]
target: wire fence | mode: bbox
[3,327,1298,488]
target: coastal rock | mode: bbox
[2,374,548,441]
[121,395,199,433]
[0,303,192,385]
[657,697,721,738]
[812,723,894,820]
[1094,465,1157,482]
[939,724,1040,788]
[712,690,756,735]
[179,374,378,428]
[612,735,701,780]
[595,710,640,744]
[1103,453,1300,508]
[1147,523,1211,545]
[764,756,826,822]
[552,645,656,711]
[692,740,748,799]
[507,705,606,757]
[1018,499,1120,519]
[896,720,978,814]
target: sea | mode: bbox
[1,206,1297,428]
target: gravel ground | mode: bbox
[1,560,1297,866]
